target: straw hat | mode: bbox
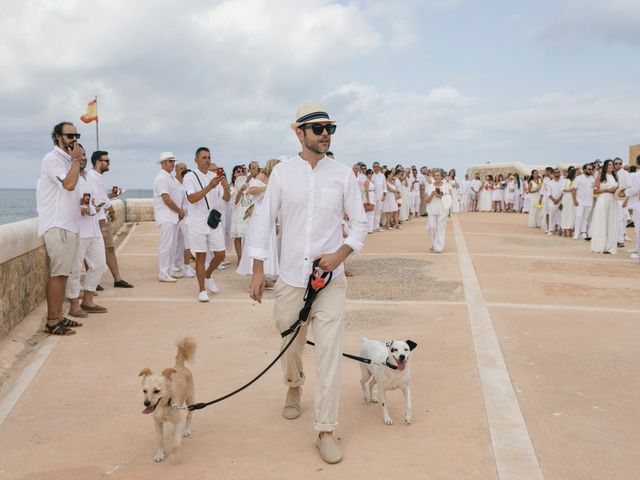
[290,101,336,130]
[157,152,176,164]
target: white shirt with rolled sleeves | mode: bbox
[86,169,111,222]
[36,146,81,236]
[183,170,224,235]
[153,169,180,225]
[248,155,368,288]
[76,174,102,238]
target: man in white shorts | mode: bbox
[183,147,230,302]
[249,101,367,464]
[37,122,82,335]
[153,152,185,282]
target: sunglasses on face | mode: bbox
[614,162,622,166]
[62,133,81,139]
[100,159,110,164]
[301,123,336,135]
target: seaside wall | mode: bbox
[0,199,131,336]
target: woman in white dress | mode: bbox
[363,169,376,233]
[560,166,577,237]
[397,169,410,222]
[522,175,531,213]
[237,159,280,282]
[527,170,544,228]
[409,167,421,218]
[589,159,619,254]
[478,175,493,212]
[447,169,461,214]
[425,169,453,253]
[505,174,516,212]
[383,170,400,229]
[230,166,251,265]
[492,174,505,212]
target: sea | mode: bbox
[0,189,153,226]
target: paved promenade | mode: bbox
[0,213,639,480]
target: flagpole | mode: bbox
[95,95,100,149]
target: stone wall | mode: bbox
[0,199,129,337]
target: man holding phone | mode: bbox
[37,122,83,335]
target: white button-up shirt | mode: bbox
[86,169,111,221]
[36,146,81,236]
[626,171,640,209]
[248,155,368,288]
[153,169,181,225]
[574,174,595,207]
[372,172,387,200]
[183,170,225,235]
[76,173,102,238]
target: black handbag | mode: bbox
[192,171,222,229]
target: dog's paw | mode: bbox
[405,415,412,425]
[384,416,394,425]
[182,427,192,438]
[369,397,379,404]
[154,449,166,462]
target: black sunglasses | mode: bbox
[62,133,81,139]
[301,123,336,135]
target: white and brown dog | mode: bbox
[360,337,417,425]
[139,337,196,462]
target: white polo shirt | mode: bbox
[153,169,180,225]
[248,155,368,288]
[36,146,81,236]
[183,169,224,234]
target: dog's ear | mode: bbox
[162,368,177,380]
[385,340,393,348]
[406,340,418,351]
[138,368,153,378]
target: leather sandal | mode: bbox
[44,320,76,336]
[59,317,83,328]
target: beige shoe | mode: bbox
[316,433,343,464]
[282,387,301,420]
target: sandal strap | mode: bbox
[59,317,83,328]
[45,321,76,336]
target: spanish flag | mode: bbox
[80,99,98,123]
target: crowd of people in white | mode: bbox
[153,154,640,303]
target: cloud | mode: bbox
[537,0,640,46]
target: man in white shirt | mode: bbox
[153,152,185,282]
[249,101,368,464]
[37,122,82,335]
[546,167,563,235]
[87,151,134,289]
[470,173,482,212]
[573,163,595,240]
[624,156,640,258]
[183,147,230,302]
[371,161,387,231]
[614,157,631,246]
[173,162,195,277]
[65,145,107,318]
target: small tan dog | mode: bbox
[139,337,196,462]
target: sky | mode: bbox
[1,0,639,189]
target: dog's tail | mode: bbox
[175,337,197,367]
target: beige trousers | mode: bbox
[273,274,346,432]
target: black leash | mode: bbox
[304,340,398,370]
[188,260,332,412]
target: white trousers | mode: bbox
[273,275,346,432]
[157,222,179,277]
[618,204,628,243]
[66,236,106,298]
[373,196,384,229]
[573,205,592,237]
[173,223,190,267]
[547,203,561,231]
[427,214,448,252]
[633,207,640,253]
[366,210,375,233]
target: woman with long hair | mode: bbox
[527,170,544,228]
[425,169,453,253]
[237,159,280,284]
[589,159,619,254]
[478,175,493,212]
[521,174,530,213]
[448,169,461,214]
[383,170,400,229]
[560,166,577,237]
[230,165,251,265]
[363,168,376,233]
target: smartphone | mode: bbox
[96,202,106,208]
[217,168,225,178]
[81,193,91,205]
[112,186,119,195]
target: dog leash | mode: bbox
[304,340,398,370]
[186,260,332,412]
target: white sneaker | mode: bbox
[545,231,553,236]
[159,274,177,283]
[221,259,231,266]
[170,265,182,273]
[205,277,219,293]
[631,253,639,260]
[171,269,184,278]
[198,290,209,302]
[217,264,227,270]
[182,265,195,278]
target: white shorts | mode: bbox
[189,227,225,253]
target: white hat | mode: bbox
[157,151,176,163]
[290,101,336,130]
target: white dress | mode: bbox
[478,183,493,211]
[399,179,410,220]
[449,179,460,213]
[589,174,619,254]
[237,178,279,277]
[230,176,251,238]
[560,179,576,230]
[383,180,399,213]
[505,181,516,204]
[527,180,544,227]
